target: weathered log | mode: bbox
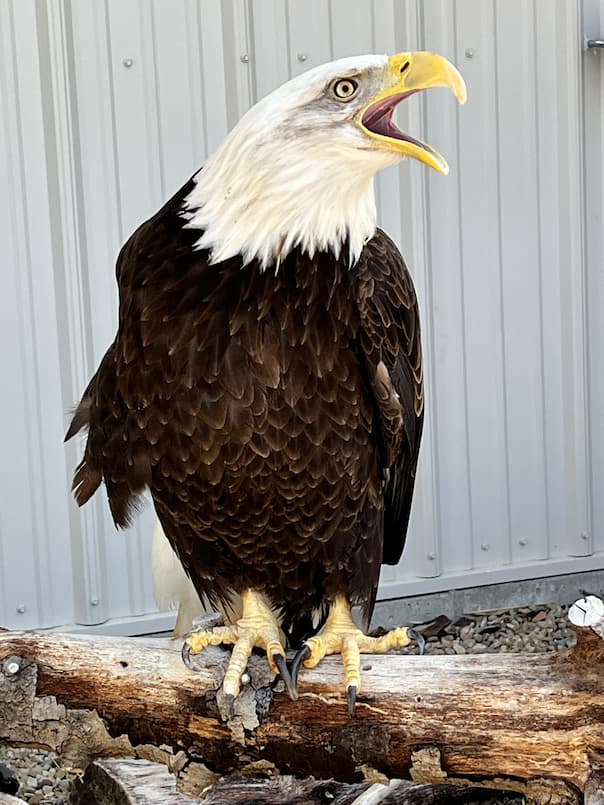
[586,770,604,805]
[71,757,203,804]
[74,758,524,804]
[0,609,602,796]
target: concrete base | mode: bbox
[370,568,604,628]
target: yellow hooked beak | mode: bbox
[357,51,467,175]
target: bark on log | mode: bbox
[0,617,602,796]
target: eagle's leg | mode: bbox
[182,589,295,703]
[291,595,424,716]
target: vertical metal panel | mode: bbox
[221,0,254,120]
[0,0,75,629]
[329,0,374,58]
[534,1,588,559]
[584,0,604,558]
[450,0,510,569]
[247,0,289,99]
[286,1,331,74]
[495,1,547,563]
[106,0,163,236]
[420,0,474,574]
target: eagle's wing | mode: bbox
[65,177,198,527]
[356,228,424,566]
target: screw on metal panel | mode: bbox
[16,604,25,614]
[90,597,99,606]
[480,543,490,551]
[518,538,528,546]
[122,58,134,68]
[240,53,250,63]
[427,552,436,560]
[581,532,590,541]
[297,53,308,62]
[465,49,475,59]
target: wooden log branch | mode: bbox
[1,599,603,798]
[71,757,525,805]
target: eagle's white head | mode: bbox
[184,52,466,270]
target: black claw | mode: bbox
[181,639,195,670]
[347,684,357,718]
[272,652,298,700]
[408,628,426,655]
[290,644,312,696]
[223,693,235,719]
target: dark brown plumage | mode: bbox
[66,176,423,641]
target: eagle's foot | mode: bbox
[291,595,424,716]
[182,589,296,700]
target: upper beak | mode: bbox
[358,51,466,175]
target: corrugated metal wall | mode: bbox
[1,0,602,632]
[584,0,604,593]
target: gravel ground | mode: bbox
[0,749,79,804]
[405,601,577,656]
[0,602,577,803]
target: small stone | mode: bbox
[452,641,466,654]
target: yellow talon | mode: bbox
[291,595,420,715]
[182,589,295,700]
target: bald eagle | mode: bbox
[67,51,465,714]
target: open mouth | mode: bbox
[362,91,417,141]
[361,90,435,154]
[359,88,449,173]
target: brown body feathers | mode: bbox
[66,178,423,637]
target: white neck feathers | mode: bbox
[183,135,380,270]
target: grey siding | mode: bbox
[0,0,601,631]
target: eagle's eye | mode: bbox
[332,78,359,101]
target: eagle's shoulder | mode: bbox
[115,175,200,286]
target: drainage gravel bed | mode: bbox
[0,602,577,803]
